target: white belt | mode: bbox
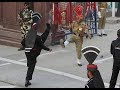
[100,8,105,9]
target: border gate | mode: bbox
[51,2,97,45]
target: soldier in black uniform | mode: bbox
[109,29,120,88]
[24,12,52,87]
[25,23,52,87]
[81,46,105,88]
[85,64,105,88]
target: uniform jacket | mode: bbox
[85,69,105,88]
[110,38,120,66]
[25,12,48,53]
[18,8,33,38]
[71,21,87,37]
[32,35,50,52]
[98,2,107,11]
[85,78,95,88]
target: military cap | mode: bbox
[81,46,100,64]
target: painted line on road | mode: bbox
[0,63,11,67]
[0,50,68,67]
[18,50,113,64]
[0,57,119,88]
[94,56,113,64]
[0,85,16,88]
[0,56,113,67]
[40,49,68,56]
[17,49,68,61]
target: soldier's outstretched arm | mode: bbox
[83,25,91,39]
[110,41,114,55]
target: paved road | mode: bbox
[0,23,120,88]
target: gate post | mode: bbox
[51,2,65,46]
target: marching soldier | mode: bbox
[24,12,52,87]
[25,24,52,87]
[60,15,91,66]
[97,2,107,36]
[17,2,33,51]
[81,46,105,88]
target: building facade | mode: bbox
[0,2,118,47]
[0,2,52,47]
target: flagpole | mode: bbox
[52,2,54,24]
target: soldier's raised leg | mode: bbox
[40,23,51,43]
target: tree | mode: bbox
[116,2,120,17]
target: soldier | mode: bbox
[17,2,33,51]
[97,2,107,36]
[81,46,105,88]
[24,12,52,87]
[60,15,91,66]
[85,64,105,88]
[25,24,52,87]
[109,29,120,88]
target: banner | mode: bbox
[53,4,62,25]
[73,5,83,16]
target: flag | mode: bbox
[53,4,62,25]
[73,5,83,16]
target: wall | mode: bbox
[0,2,52,47]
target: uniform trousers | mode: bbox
[109,59,120,88]
[67,34,83,60]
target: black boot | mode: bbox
[25,80,31,87]
[18,45,25,51]
[102,33,107,36]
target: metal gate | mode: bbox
[51,2,72,45]
[84,2,97,36]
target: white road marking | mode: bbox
[40,49,68,57]
[0,85,16,88]
[0,50,68,67]
[18,49,68,61]
[16,49,112,65]
[0,63,11,67]
[94,56,113,64]
[0,57,119,88]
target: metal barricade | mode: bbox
[84,2,97,36]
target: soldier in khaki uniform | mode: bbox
[97,2,107,36]
[17,2,33,51]
[60,15,91,66]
